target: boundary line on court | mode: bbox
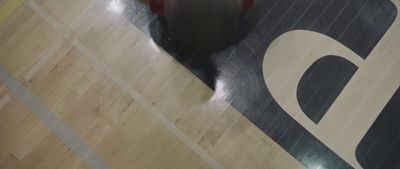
[72,38,225,169]
[0,66,112,169]
[25,0,225,168]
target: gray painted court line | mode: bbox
[25,0,225,167]
[0,65,111,169]
[72,38,225,169]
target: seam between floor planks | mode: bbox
[24,0,225,169]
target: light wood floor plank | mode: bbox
[0,0,308,169]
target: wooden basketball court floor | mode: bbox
[0,0,399,169]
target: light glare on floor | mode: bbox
[107,0,125,14]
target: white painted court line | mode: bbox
[72,39,225,169]
[0,95,11,110]
[0,66,112,169]
[27,0,224,167]
[24,36,64,81]
[27,0,63,32]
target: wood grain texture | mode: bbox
[0,0,306,169]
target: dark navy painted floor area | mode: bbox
[122,0,399,168]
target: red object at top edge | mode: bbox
[241,0,254,10]
[149,0,166,15]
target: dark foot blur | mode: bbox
[190,60,218,90]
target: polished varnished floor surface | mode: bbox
[0,0,400,169]
[0,0,305,169]
[126,0,400,168]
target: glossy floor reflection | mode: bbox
[123,0,400,169]
[0,0,306,169]
[1,0,400,168]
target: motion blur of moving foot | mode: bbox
[149,0,254,56]
[147,0,255,88]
